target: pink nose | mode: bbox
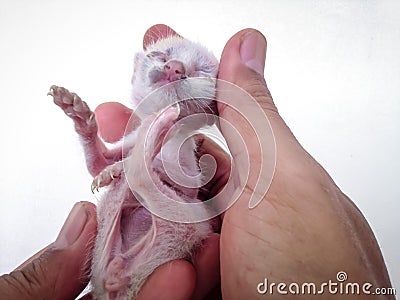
[164,60,186,81]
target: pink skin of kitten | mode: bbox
[48,31,222,300]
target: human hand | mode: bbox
[81,24,394,300]
[0,202,97,300]
[216,29,394,298]
[0,201,216,300]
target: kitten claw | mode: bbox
[91,162,123,193]
[91,179,100,193]
[49,85,97,137]
[49,85,91,118]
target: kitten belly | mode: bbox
[91,109,213,300]
[91,178,212,300]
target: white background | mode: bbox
[0,0,399,292]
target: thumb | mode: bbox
[218,28,294,143]
[216,29,278,201]
[0,202,97,300]
[218,29,276,114]
[216,29,309,210]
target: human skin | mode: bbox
[98,25,394,299]
[217,28,394,299]
[0,24,394,299]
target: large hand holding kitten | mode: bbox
[0,24,393,300]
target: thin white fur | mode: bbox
[90,36,219,300]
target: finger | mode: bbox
[143,24,181,49]
[0,202,97,300]
[217,29,271,152]
[94,102,134,143]
[218,29,275,115]
[217,29,304,198]
[218,28,296,141]
[194,133,231,200]
[136,260,196,300]
[191,233,222,300]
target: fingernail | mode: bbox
[54,202,89,249]
[240,30,267,76]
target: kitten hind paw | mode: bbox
[91,161,124,193]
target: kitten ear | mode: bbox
[143,24,181,50]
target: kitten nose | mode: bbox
[164,60,186,81]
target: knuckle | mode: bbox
[241,77,278,114]
[3,250,56,299]
[2,268,44,299]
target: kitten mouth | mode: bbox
[149,69,187,86]
[149,58,188,85]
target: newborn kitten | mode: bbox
[48,35,219,299]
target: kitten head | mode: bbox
[131,36,219,118]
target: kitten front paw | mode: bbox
[48,85,96,137]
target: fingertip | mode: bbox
[218,28,277,116]
[219,28,267,82]
[191,233,221,300]
[94,102,133,143]
[137,260,195,300]
[240,30,267,76]
[81,200,96,216]
[77,201,97,243]
[143,24,181,50]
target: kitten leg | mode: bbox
[48,85,122,176]
[91,161,124,192]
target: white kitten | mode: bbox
[49,34,220,300]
